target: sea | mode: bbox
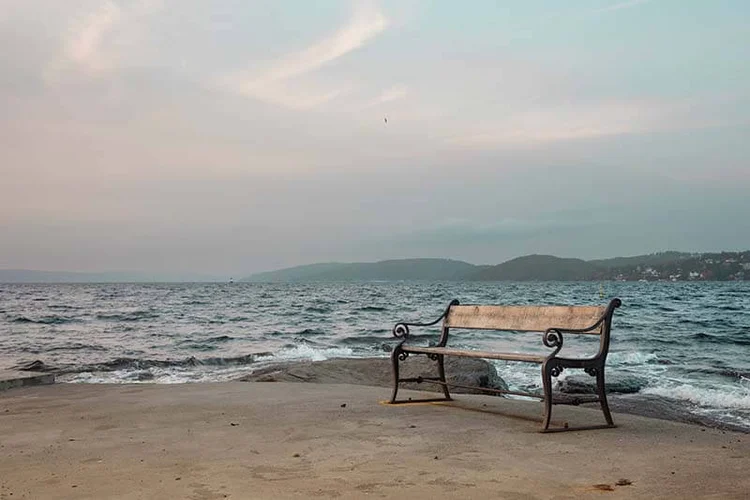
[1,281,749,431]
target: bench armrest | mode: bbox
[543,298,622,360]
[393,299,459,340]
[542,328,564,357]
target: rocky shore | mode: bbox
[10,356,748,433]
[239,357,749,433]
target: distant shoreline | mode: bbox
[243,252,750,282]
[3,250,749,283]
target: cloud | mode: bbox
[65,1,121,73]
[357,84,408,110]
[219,2,388,109]
[448,99,667,148]
[45,0,163,82]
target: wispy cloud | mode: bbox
[65,1,122,74]
[220,2,389,109]
[46,0,163,82]
[359,84,408,110]
[596,0,653,14]
[449,99,666,148]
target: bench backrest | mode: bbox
[444,305,605,334]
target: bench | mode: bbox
[389,298,622,432]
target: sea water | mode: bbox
[1,281,748,430]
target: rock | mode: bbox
[558,374,647,395]
[238,357,508,395]
[14,360,56,372]
[587,394,749,433]
[136,371,154,381]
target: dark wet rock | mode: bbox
[238,357,508,395]
[136,371,154,381]
[558,374,648,395]
[14,360,56,372]
[586,394,750,434]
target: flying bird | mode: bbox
[384,116,388,124]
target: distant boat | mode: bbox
[229,277,234,283]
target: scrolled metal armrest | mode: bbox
[393,323,410,339]
[542,328,564,356]
[391,299,460,341]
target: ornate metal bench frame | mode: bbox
[390,298,622,432]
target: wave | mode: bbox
[261,344,356,363]
[47,304,81,310]
[267,328,326,337]
[692,331,750,346]
[357,306,387,312]
[45,343,107,352]
[177,335,237,350]
[205,335,235,342]
[296,328,325,336]
[11,315,80,325]
[56,353,271,374]
[657,306,677,312]
[608,351,661,365]
[642,383,750,410]
[337,334,392,346]
[304,306,331,313]
[95,310,159,322]
[719,369,750,381]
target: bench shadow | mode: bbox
[381,397,617,433]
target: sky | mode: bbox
[1,0,749,277]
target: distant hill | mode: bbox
[3,250,748,283]
[470,255,596,281]
[244,251,750,282]
[242,259,478,282]
[589,251,692,269]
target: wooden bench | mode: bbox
[389,298,622,432]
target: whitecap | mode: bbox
[642,383,750,410]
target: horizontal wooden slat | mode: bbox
[444,305,604,333]
[402,346,547,363]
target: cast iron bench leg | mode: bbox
[595,367,615,426]
[541,362,554,431]
[437,354,452,401]
[390,344,402,404]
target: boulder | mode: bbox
[239,357,508,395]
[557,373,648,395]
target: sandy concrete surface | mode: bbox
[1,382,748,499]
